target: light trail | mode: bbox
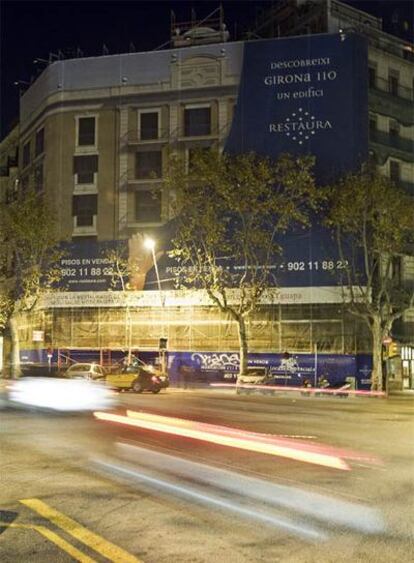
[114,441,385,534]
[125,410,380,465]
[93,458,328,541]
[210,382,386,397]
[94,411,350,470]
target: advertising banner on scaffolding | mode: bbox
[49,33,368,304]
[226,32,368,180]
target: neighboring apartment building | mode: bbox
[1,1,413,389]
[246,0,414,387]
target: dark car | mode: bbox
[106,362,168,394]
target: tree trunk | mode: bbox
[371,316,384,392]
[126,307,132,364]
[236,316,248,378]
[9,314,21,378]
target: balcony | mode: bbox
[73,172,98,195]
[72,214,97,236]
[369,77,413,125]
[369,129,414,162]
[126,128,170,145]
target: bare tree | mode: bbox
[0,189,61,377]
[165,149,319,377]
[326,171,414,391]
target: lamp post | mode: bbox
[144,237,167,374]
[144,237,163,304]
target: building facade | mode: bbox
[1,1,413,389]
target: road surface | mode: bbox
[1,389,413,562]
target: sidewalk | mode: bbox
[168,384,414,400]
[389,390,414,398]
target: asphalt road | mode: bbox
[1,389,413,562]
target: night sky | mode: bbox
[1,0,413,138]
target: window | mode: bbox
[368,66,376,88]
[392,257,402,284]
[34,164,43,192]
[72,194,97,227]
[389,120,399,140]
[134,190,161,222]
[187,146,213,171]
[23,141,31,168]
[135,151,162,179]
[390,160,400,183]
[21,175,29,192]
[184,106,211,136]
[73,155,98,184]
[369,115,378,143]
[35,128,45,157]
[139,111,159,140]
[388,72,399,96]
[78,117,96,146]
[369,115,377,134]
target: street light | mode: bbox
[144,237,162,298]
[144,237,167,374]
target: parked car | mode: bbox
[106,360,169,393]
[65,363,107,381]
[236,367,271,394]
[315,381,351,398]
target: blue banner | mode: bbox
[56,229,357,292]
[167,351,371,389]
[58,240,121,292]
[19,348,372,389]
[55,36,368,293]
[226,33,368,181]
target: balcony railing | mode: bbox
[369,129,414,154]
[125,122,227,145]
[369,76,413,103]
[127,128,171,144]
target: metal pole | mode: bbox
[151,247,163,300]
[151,247,166,373]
